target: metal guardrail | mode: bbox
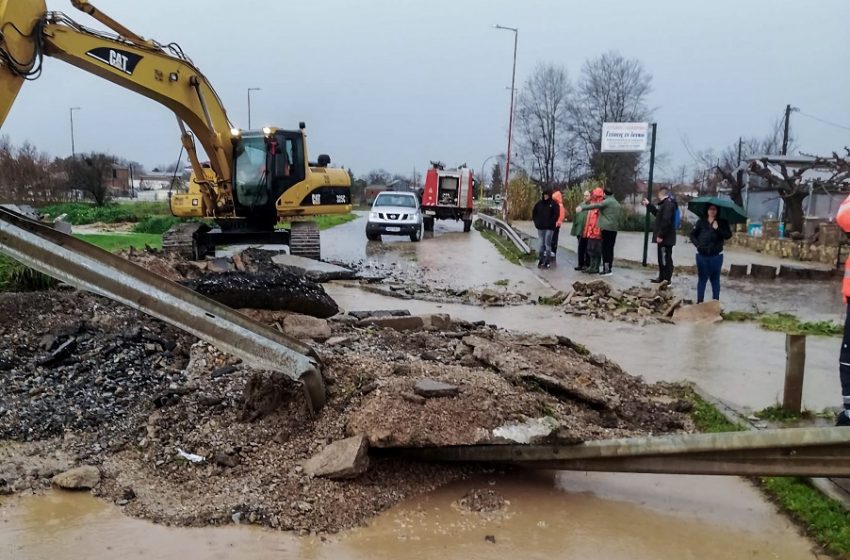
[475,213,532,255]
[0,207,326,414]
[399,427,850,477]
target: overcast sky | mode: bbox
[3,0,849,181]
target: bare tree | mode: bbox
[515,63,575,187]
[570,51,653,199]
[0,136,64,204]
[696,119,790,206]
[748,148,850,234]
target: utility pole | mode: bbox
[69,106,81,158]
[641,123,658,267]
[737,137,743,165]
[494,24,518,220]
[247,87,261,130]
[782,104,797,156]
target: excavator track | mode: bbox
[289,221,321,260]
[162,222,212,259]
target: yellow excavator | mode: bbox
[0,0,351,259]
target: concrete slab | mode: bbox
[271,253,356,282]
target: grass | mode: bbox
[132,215,185,234]
[278,213,358,231]
[493,279,510,287]
[756,405,814,423]
[538,293,568,306]
[681,387,850,558]
[475,221,537,265]
[0,255,57,292]
[760,477,850,559]
[40,201,170,225]
[74,233,162,252]
[722,310,842,337]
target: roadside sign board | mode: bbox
[601,122,650,152]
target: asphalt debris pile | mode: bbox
[0,289,692,534]
[557,280,681,324]
[121,247,339,318]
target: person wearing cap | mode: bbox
[532,188,559,269]
[570,190,591,270]
[834,192,850,426]
[642,185,678,284]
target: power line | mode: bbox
[797,111,850,133]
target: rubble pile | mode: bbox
[0,287,692,533]
[559,280,681,324]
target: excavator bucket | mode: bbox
[0,0,46,126]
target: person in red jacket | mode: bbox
[836,194,850,426]
[582,188,605,274]
[550,188,566,262]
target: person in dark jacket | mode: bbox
[642,186,678,283]
[689,204,732,303]
[532,189,559,269]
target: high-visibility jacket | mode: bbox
[552,190,566,227]
[836,193,850,301]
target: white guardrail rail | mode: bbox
[475,213,532,255]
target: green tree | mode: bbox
[491,162,503,196]
[64,153,115,207]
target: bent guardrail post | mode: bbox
[0,207,326,414]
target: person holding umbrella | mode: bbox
[687,196,747,303]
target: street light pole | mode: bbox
[494,24,518,220]
[479,154,500,201]
[69,106,81,158]
[247,87,261,130]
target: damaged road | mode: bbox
[0,284,692,534]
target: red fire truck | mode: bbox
[420,163,474,232]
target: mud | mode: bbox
[0,285,692,533]
[0,472,818,560]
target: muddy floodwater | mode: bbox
[1,471,815,560]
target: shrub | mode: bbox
[133,215,183,234]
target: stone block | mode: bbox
[303,435,369,479]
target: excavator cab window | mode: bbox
[233,136,268,207]
[271,131,305,193]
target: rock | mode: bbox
[52,465,100,490]
[402,392,426,405]
[414,378,459,398]
[271,253,356,282]
[420,351,440,361]
[485,535,497,544]
[282,314,331,341]
[750,264,777,280]
[728,264,748,278]
[349,310,411,320]
[326,335,354,346]
[36,337,76,367]
[121,487,136,500]
[673,300,723,324]
[358,314,452,332]
[303,435,369,480]
[206,257,234,274]
[480,289,501,303]
[213,451,240,468]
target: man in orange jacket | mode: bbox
[836,193,850,426]
[551,187,566,261]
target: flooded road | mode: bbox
[327,284,841,413]
[1,471,816,560]
[324,213,843,322]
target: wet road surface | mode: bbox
[326,284,841,413]
[1,472,817,560]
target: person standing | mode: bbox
[642,186,678,284]
[550,187,566,262]
[689,204,732,303]
[576,187,621,276]
[532,188,559,269]
[581,188,605,274]
[571,190,591,271]
[834,193,850,426]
